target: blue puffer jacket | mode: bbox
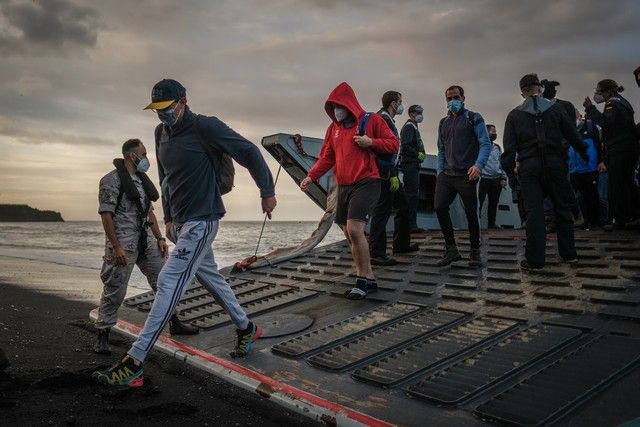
[568,121,599,174]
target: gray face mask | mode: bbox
[334,106,348,122]
[157,102,182,126]
[593,92,605,104]
[415,114,423,123]
[133,154,150,173]
[395,103,404,115]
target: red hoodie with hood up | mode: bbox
[307,82,399,186]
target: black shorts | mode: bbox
[335,179,381,226]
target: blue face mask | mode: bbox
[447,99,463,113]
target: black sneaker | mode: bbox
[92,354,143,387]
[562,257,578,265]
[487,224,501,230]
[370,255,398,266]
[436,246,462,267]
[520,260,544,271]
[393,243,420,254]
[345,277,370,300]
[230,322,262,358]
[469,249,482,267]
[93,328,111,355]
[169,315,200,335]
[411,227,426,234]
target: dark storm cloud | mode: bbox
[0,0,100,55]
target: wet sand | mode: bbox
[0,256,316,426]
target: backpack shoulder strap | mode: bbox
[358,112,373,136]
[193,115,219,167]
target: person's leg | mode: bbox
[347,219,372,278]
[392,184,413,251]
[597,171,610,224]
[478,177,489,221]
[607,154,627,225]
[455,177,481,249]
[128,220,217,363]
[545,168,577,261]
[487,179,502,227]
[434,174,459,247]
[95,248,137,330]
[575,172,601,226]
[519,165,546,267]
[403,164,421,230]
[195,246,249,330]
[368,178,393,259]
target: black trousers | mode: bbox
[434,174,480,249]
[369,178,411,258]
[608,152,640,224]
[402,163,421,230]
[478,177,503,226]
[519,158,576,267]
[570,172,601,226]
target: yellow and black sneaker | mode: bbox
[92,354,143,387]
[230,322,262,358]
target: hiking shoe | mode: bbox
[230,322,262,358]
[520,260,544,271]
[92,354,143,387]
[436,246,462,267]
[169,315,200,336]
[393,243,420,254]
[469,249,482,267]
[345,277,373,300]
[93,328,111,355]
[370,255,398,266]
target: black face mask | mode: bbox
[489,133,497,142]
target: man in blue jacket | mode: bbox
[435,85,491,267]
[94,79,277,387]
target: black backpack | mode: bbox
[357,112,398,174]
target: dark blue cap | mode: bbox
[144,79,186,110]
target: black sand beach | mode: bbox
[0,256,316,426]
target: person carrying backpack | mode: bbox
[301,82,399,300]
[434,85,492,267]
[94,79,277,387]
[569,110,603,229]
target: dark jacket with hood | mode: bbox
[308,82,399,186]
[501,95,587,179]
[585,94,637,157]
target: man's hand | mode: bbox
[390,176,400,192]
[262,196,277,219]
[598,162,607,173]
[300,177,313,192]
[353,135,373,148]
[500,179,507,189]
[157,238,169,258]
[417,152,426,162]
[467,165,481,181]
[583,96,593,108]
[113,245,128,266]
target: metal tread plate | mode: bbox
[352,317,519,387]
[192,288,318,329]
[307,309,467,372]
[473,334,640,427]
[271,302,423,358]
[407,324,582,405]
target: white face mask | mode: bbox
[415,114,424,123]
[134,154,150,173]
[593,92,605,104]
[334,106,348,122]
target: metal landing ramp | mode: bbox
[107,229,640,427]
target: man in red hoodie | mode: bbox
[301,82,399,299]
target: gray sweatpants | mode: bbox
[128,220,249,362]
[95,235,164,330]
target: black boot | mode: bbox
[94,328,111,355]
[436,245,462,267]
[469,248,482,267]
[169,315,199,335]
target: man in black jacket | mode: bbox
[400,105,427,233]
[502,74,588,270]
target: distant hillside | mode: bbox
[0,204,64,222]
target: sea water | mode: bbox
[0,221,345,290]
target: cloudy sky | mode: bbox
[1,0,639,221]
